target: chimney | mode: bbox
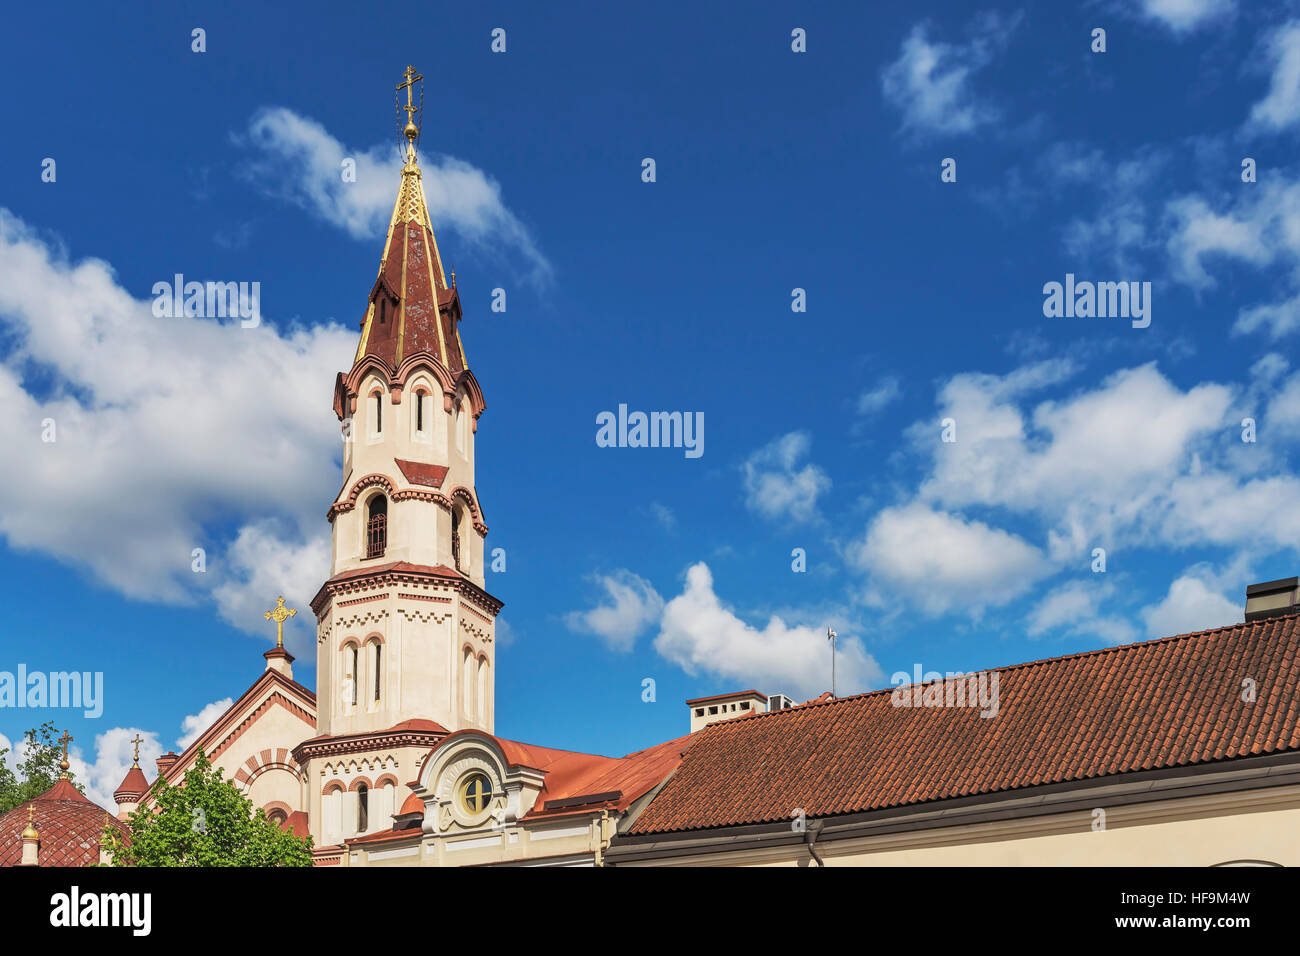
[685,690,769,733]
[1245,577,1300,622]
[155,752,180,777]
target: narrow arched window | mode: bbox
[366,495,388,559]
[462,647,474,716]
[456,400,468,456]
[451,505,462,570]
[477,657,489,724]
[372,641,382,702]
[373,392,383,434]
[357,784,369,832]
[416,390,426,433]
[349,645,359,706]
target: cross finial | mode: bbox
[396,64,424,158]
[130,733,143,767]
[57,729,72,778]
[264,596,297,648]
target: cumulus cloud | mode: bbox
[881,13,1018,138]
[1026,579,1139,645]
[565,570,665,652]
[742,431,831,523]
[0,208,350,637]
[654,562,883,699]
[1250,21,1300,132]
[239,107,551,287]
[67,727,164,811]
[1135,0,1236,33]
[1141,573,1242,637]
[177,698,234,750]
[851,504,1049,616]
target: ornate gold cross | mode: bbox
[264,596,297,648]
[130,733,143,767]
[58,729,72,777]
[397,64,423,152]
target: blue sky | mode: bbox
[3,0,1300,806]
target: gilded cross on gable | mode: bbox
[57,729,72,778]
[130,733,143,767]
[264,596,297,648]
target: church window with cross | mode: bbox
[458,771,492,816]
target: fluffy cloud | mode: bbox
[0,208,350,636]
[654,562,883,699]
[177,698,234,750]
[1026,579,1138,645]
[742,431,831,523]
[1141,573,1242,637]
[239,108,551,287]
[881,13,1018,137]
[67,727,164,811]
[851,504,1049,616]
[1250,21,1300,132]
[565,570,665,652]
[1136,0,1236,33]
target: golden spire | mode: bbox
[264,596,297,648]
[22,806,38,841]
[130,733,143,768]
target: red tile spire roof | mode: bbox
[353,75,467,376]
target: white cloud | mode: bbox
[1165,195,1270,289]
[1250,21,1300,132]
[648,502,677,531]
[1141,573,1242,637]
[654,562,883,699]
[1137,0,1235,33]
[1026,579,1139,645]
[0,209,349,635]
[856,376,902,415]
[239,107,551,286]
[851,503,1049,616]
[565,570,664,652]
[178,698,234,750]
[881,14,1018,137]
[67,727,164,811]
[742,431,831,523]
[1235,292,1300,339]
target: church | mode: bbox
[6,67,1300,868]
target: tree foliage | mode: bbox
[0,721,85,814]
[102,750,312,867]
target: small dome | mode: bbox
[1,779,127,867]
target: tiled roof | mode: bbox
[394,459,449,488]
[113,766,149,801]
[0,779,127,867]
[629,613,1300,835]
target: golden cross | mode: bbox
[57,729,72,777]
[397,64,423,154]
[264,596,297,648]
[130,733,143,767]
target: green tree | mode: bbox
[0,721,85,814]
[102,750,312,867]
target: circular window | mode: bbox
[457,771,493,816]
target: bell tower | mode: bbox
[301,69,502,844]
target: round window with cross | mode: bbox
[457,771,493,817]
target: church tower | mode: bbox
[296,67,503,851]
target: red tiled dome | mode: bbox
[0,778,127,867]
[113,766,149,802]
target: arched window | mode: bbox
[477,656,489,724]
[267,808,287,828]
[366,495,387,559]
[416,389,427,434]
[371,640,382,703]
[462,647,475,717]
[349,645,359,706]
[451,505,462,570]
[373,391,383,435]
[357,784,369,833]
[456,399,468,456]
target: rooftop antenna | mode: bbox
[827,627,838,698]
